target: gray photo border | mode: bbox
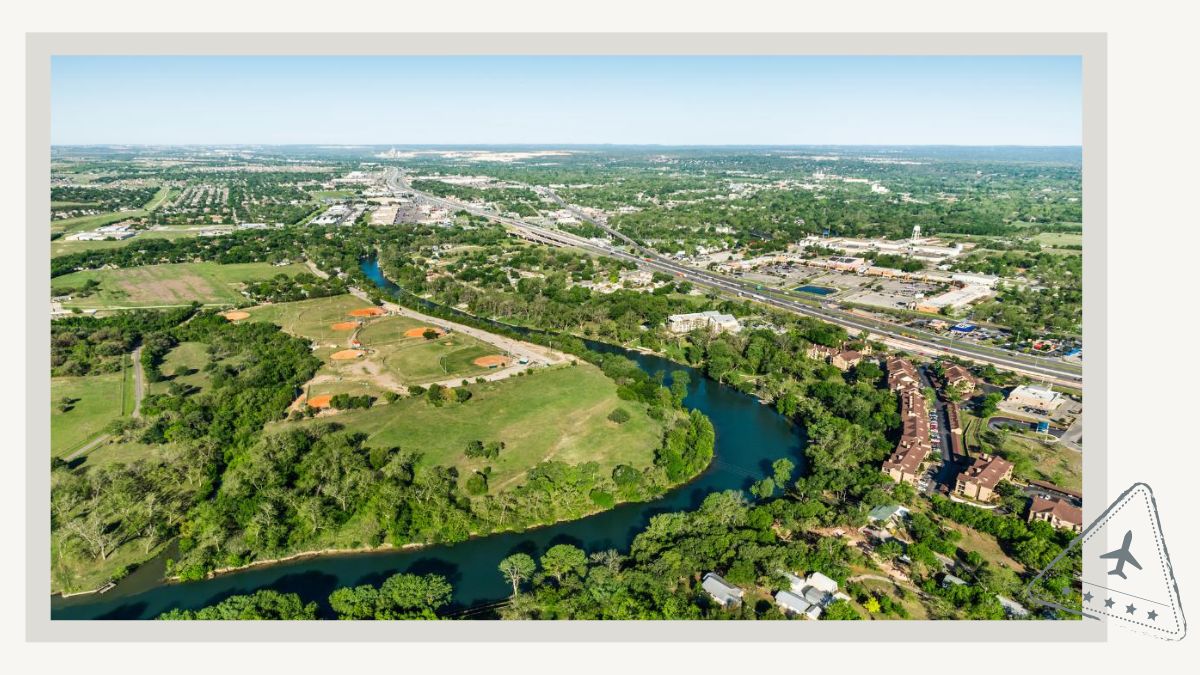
[26,32,1107,642]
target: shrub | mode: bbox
[608,408,632,424]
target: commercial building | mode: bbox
[1028,496,1083,533]
[1006,384,1065,415]
[667,311,742,334]
[955,454,1014,502]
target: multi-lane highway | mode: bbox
[384,169,1082,387]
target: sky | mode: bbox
[51,55,1082,146]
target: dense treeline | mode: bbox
[157,590,318,620]
[51,186,159,215]
[51,305,198,377]
[243,272,348,303]
[51,311,322,592]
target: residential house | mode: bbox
[701,572,744,609]
[882,357,933,485]
[955,454,1014,502]
[1028,496,1084,533]
[943,364,976,394]
[830,349,863,371]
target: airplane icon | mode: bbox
[1100,530,1143,580]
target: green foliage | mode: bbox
[157,590,317,620]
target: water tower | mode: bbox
[911,225,922,245]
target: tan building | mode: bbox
[1006,384,1064,415]
[881,358,933,485]
[830,350,864,371]
[943,364,976,394]
[955,454,1014,502]
[1028,496,1083,533]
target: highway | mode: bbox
[384,168,1082,387]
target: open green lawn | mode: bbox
[245,294,377,343]
[51,371,126,457]
[308,189,357,201]
[273,364,666,492]
[1034,232,1084,248]
[999,433,1082,491]
[150,341,213,396]
[51,261,310,310]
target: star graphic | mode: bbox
[1147,610,1158,621]
[1104,597,1115,608]
[1126,603,1137,615]
[1083,591,1094,603]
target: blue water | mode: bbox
[794,285,836,296]
[50,259,806,619]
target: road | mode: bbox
[384,169,1082,386]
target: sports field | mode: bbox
[52,261,310,310]
[245,294,379,342]
[51,372,126,457]
[276,364,666,492]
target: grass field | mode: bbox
[51,372,125,457]
[274,364,666,492]
[945,522,1027,573]
[308,189,357,201]
[1034,232,1084,247]
[51,261,310,310]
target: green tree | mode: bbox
[539,544,588,584]
[499,553,537,597]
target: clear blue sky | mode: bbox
[51,56,1081,146]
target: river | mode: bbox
[50,259,806,619]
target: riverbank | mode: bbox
[183,541,427,581]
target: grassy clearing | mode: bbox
[51,261,309,310]
[308,189,357,201]
[150,341,213,396]
[944,522,1027,574]
[851,578,930,620]
[1034,232,1084,248]
[274,364,665,492]
[51,372,125,457]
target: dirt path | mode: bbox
[64,433,110,462]
[130,346,145,418]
